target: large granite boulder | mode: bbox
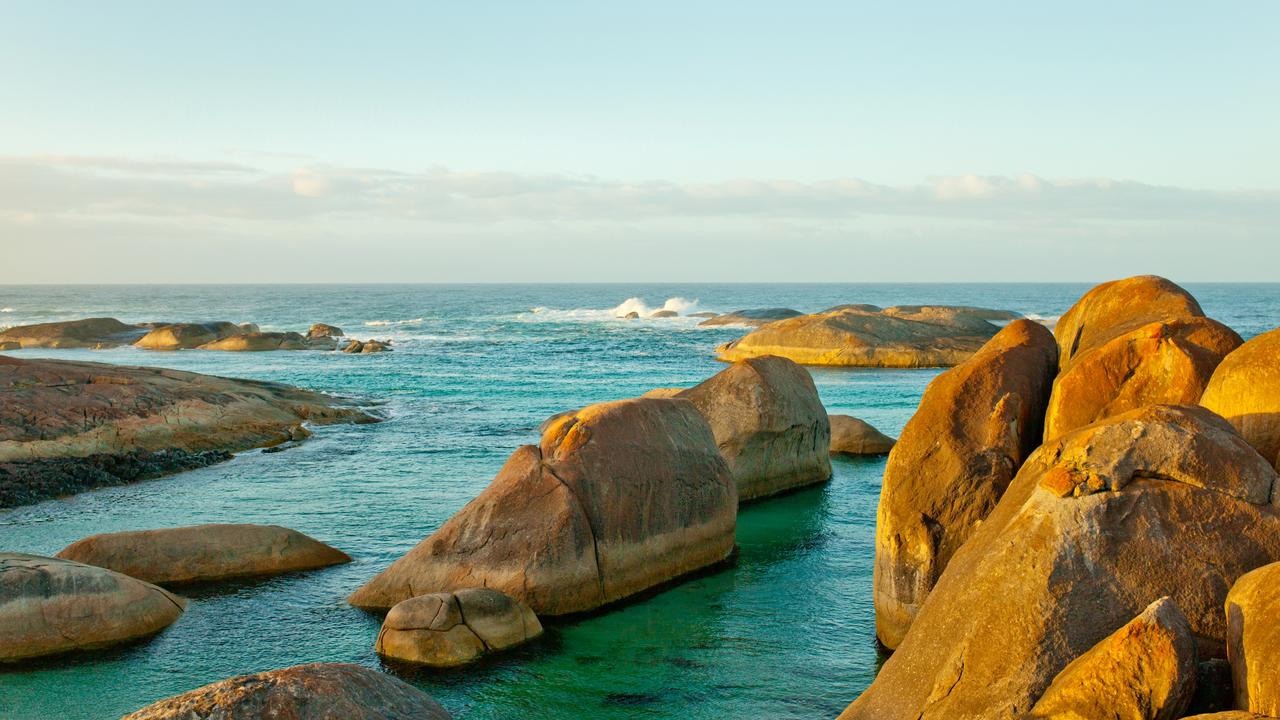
[1225,562,1280,716]
[307,323,344,339]
[669,356,830,501]
[874,319,1057,648]
[841,405,1280,720]
[1025,597,1198,720]
[1044,316,1241,441]
[348,397,737,615]
[1202,327,1280,470]
[120,663,452,720]
[715,305,1018,367]
[1054,275,1206,366]
[697,308,802,327]
[199,331,309,351]
[0,317,147,348]
[135,322,244,351]
[829,415,895,455]
[57,524,350,586]
[0,553,185,662]
[374,588,543,667]
[0,356,374,507]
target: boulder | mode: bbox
[698,307,802,327]
[342,340,365,353]
[120,663,452,720]
[840,405,1280,720]
[307,323,344,339]
[640,387,686,399]
[1044,317,1241,441]
[56,524,350,586]
[621,311,640,319]
[134,322,244,351]
[238,322,260,333]
[667,356,830,501]
[0,317,147,348]
[361,340,391,353]
[199,331,309,351]
[1225,562,1280,715]
[1054,275,1207,366]
[1025,597,1198,720]
[0,341,19,351]
[715,305,1018,367]
[348,397,737,615]
[374,588,542,667]
[1202,327,1280,470]
[874,319,1058,648]
[829,415,895,455]
[0,553,185,662]
[0,356,375,507]
[650,310,678,318]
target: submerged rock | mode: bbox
[1026,597,1198,720]
[57,524,350,586]
[1225,562,1280,716]
[0,317,147,349]
[715,305,1019,368]
[134,321,245,351]
[841,405,1280,720]
[375,588,542,667]
[348,397,737,615]
[874,319,1057,648]
[120,663,452,720]
[1202,327,1280,470]
[828,415,895,455]
[672,356,830,501]
[0,553,185,662]
[0,356,374,507]
[697,307,802,327]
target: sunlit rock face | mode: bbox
[1225,562,1280,716]
[1202,327,1280,471]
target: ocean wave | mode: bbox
[1023,313,1060,327]
[522,297,704,322]
[364,318,424,327]
[0,308,13,313]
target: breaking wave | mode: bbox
[522,297,704,322]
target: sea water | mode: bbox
[0,283,1276,719]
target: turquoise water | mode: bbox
[0,283,1276,719]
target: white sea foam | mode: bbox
[364,318,424,327]
[521,297,703,322]
[1023,313,1060,327]
[0,308,13,313]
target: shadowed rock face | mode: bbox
[1054,275,1206,368]
[1225,562,1280,716]
[0,317,147,348]
[715,305,1018,368]
[828,415,895,455]
[375,588,543,667]
[348,397,737,615]
[0,356,374,506]
[135,322,244,350]
[874,319,1058,648]
[0,553,185,662]
[673,356,831,501]
[1203,327,1280,470]
[842,405,1280,720]
[120,663,453,720]
[1026,597,1198,720]
[57,524,350,586]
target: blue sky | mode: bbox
[1,2,1276,282]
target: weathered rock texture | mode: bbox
[57,524,350,586]
[0,317,147,348]
[1202,327,1280,470]
[828,415,895,455]
[0,553,185,662]
[1044,316,1241,441]
[697,308,802,327]
[0,356,374,506]
[135,322,245,351]
[669,356,830,501]
[1026,597,1198,720]
[841,405,1280,720]
[1054,275,1207,367]
[874,319,1058,648]
[121,663,452,720]
[374,588,543,667]
[1225,562,1280,716]
[715,305,1019,367]
[348,397,737,615]
[199,331,309,351]
[307,323,344,339]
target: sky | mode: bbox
[0,1,1276,282]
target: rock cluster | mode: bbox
[375,588,543,667]
[0,317,389,353]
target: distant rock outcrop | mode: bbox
[348,397,737,615]
[198,331,310,351]
[135,322,245,351]
[307,323,344,339]
[697,308,802,327]
[375,588,543,667]
[715,305,1020,367]
[0,317,147,348]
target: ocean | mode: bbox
[1,283,1276,719]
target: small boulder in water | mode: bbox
[307,323,344,339]
[650,310,678,318]
[375,588,543,667]
[621,311,640,320]
[828,415,895,455]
